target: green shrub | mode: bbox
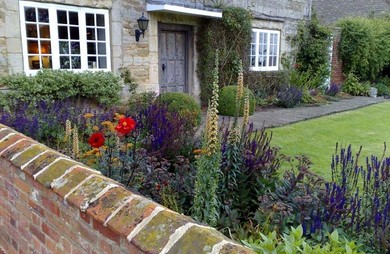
[373,82,390,96]
[217,86,255,116]
[338,17,390,81]
[1,69,122,106]
[155,92,201,127]
[341,73,370,96]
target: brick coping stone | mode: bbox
[0,124,255,254]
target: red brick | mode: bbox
[93,219,120,244]
[79,210,91,224]
[30,224,45,244]
[0,134,25,154]
[99,239,113,254]
[28,199,45,218]
[13,177,30,195]
[41,196,60,217]
[45,237,56,253]
[42,222,60,242]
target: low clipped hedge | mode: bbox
[1,69,122,106]
[217,86,256,116]
[155,92,201,127]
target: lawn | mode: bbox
[268,101,390,180]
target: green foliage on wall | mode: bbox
[338,16,390,81]
[197,7,252,105]
[292,13,332,86]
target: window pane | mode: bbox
[59,41,69,54]
[98,57,107,68]
[71,56,81,69]
[97,29,105,41]
[87,42,96,54]
[27,40,39,54]
[60,56,70,69]
[251,32,256,43]
[25,7,36,22]
[98,43,106,54]
[71,42,80,54]
[96,14,104,26]
[29,56,40,69]
[88,56,97,68]
[87,28,95,40]
[57,10,67,24]
[40,41,51,54]
[41,56,52,68]
[69,12,79,25]
[38,8,49,23]
[39,25,50,38]
[26,24,37,38]
[70,27,79,39]
[58,26,68,39]
[86,14,94,26]
[250,56,255,67]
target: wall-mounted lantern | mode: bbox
[135,12,149,42]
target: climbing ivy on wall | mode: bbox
[292,14,332,86]
[197,7,252,105]
[338,16,390,81]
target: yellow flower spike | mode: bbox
[92,125,99,132]
[127,143,133,149]
[65,119,72,137]
[83,113,94,119]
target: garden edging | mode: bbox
[0,124,254,254]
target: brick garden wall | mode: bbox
[330,30,345,85]
[0,125,254,254]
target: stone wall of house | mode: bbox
[0,124,255,254]
[313,0,390,25]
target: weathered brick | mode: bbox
[23,151,62,176]
[132,210,192,253]
[0,134,25,154]
[106,197,157,236]
[93,219,120,244]
[166,225,227,254]
[220,243,256,254]
[51,167,91,198]
[11,145,47,168]
[65,175,112,210]
[30,224,45,244]
[42,222,61,242]
[1,139,34,160]
[41,196,60,217]
[36,159,81,188]
[86,186,130,223]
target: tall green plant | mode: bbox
[197,7,252,105]
[192,51,222,226]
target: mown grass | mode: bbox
[268,101,390,180]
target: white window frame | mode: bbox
[250,29,280,71]
[19,1,111,75]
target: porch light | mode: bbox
[135,12,149,42]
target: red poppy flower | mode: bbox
[88,132,105,148]
[115,117,136,135]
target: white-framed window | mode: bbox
[19,1,111,74]
[250,29,280,71]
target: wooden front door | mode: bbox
[158,24,192,93]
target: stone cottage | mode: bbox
[0,0,312,99]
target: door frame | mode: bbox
[158,23,194,94]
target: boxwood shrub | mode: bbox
[155,92,201,127]
[217,85,256,116]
